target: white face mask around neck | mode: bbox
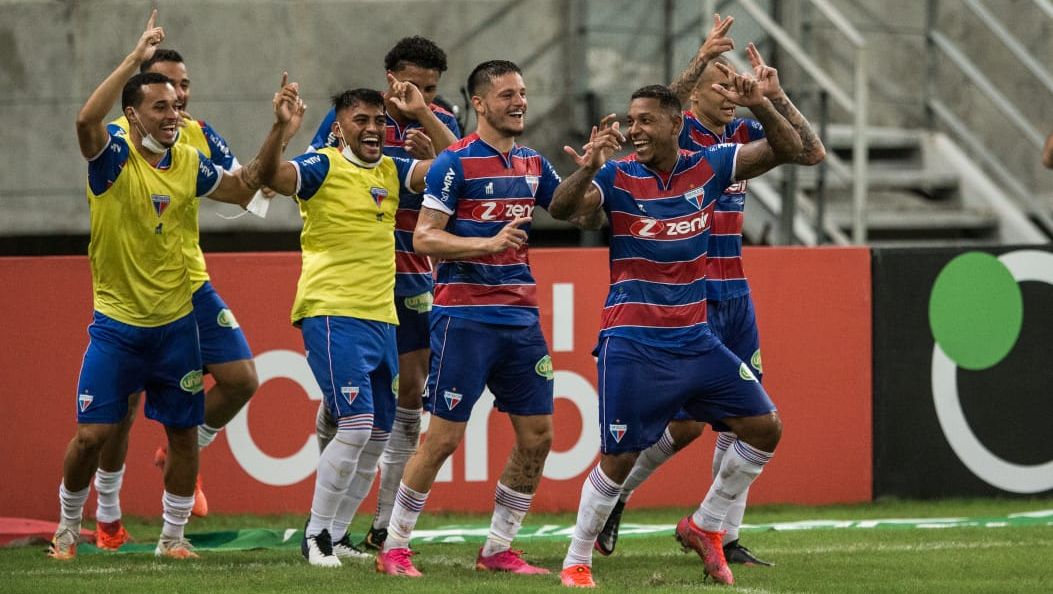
[130,109,168,155]
[336,122,381,168]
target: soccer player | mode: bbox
[49,10,294,560]
[91,47,305,552]
[550,73,804,587]
[307,36,462,556]
[375,60,559,578]
[596,40,826,566]
[258,83,431,568]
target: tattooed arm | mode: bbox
[670,14,735,104]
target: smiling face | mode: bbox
[690,60,737,131]
[627,97,681,170]
[145,60,190,113]
[334,100,387,163]
[127,81,181,148]
[473,72,527,139]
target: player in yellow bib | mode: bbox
[92,47,304,549]
[49,10,298,561]
[259,84,431,568]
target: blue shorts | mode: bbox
[427,314,554,423]
[597,335,774,454]
[395,292,432,355]
[76,311,204,428]
[673,294,764,425]
[301,316,398,434]
[193,281,253,367]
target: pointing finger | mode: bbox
[146,8,157,30]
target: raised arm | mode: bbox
[387,73,457,152]
[76,10,163,159]
[711,63,803,181]
[746,43,825,165]
[208,73,299,205]
[413,208,530,260]
[549,114,624,221]
[670,14,735,105]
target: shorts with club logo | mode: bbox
[597,332,775,454]
[672,294,764,426]
[76,311,204,428]
[193,281,253,367]
[426,314,554,423]
[301,316,398,434]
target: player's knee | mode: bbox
[517,423,553,453]
[212,360,259,402]
[398,376,426,407]
[72,425,115,453]
[748,414,783,452]
[418,431,460,464]
[668,420,704,450]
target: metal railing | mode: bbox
[726,0,870,244]
[925,0,1053,235]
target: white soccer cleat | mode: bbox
[332,533,372,559]
[155,535,200,559]
[301,528,342,568]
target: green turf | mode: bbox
[4,498,1052,593]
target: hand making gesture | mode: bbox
[746,43,785,99]
[563,113,625,171]
[700,13,735,62]
[712,62,766,109]
[387,72,429,119]
[131,9,164,64]
[273,72,300,125]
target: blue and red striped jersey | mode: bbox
[679,113,765,301]
[594,144,739,349]
[309,105,462,297]
[421,133,561,326]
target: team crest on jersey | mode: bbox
[609,423,628,444]
[341,384,360,405]
[370,187,388,208]
[151,194,171,217]
[525,175,539,197]
[684,187,705,210]
[78,391,94,412]
[443,390,463,410]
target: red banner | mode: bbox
[0,247,871,518]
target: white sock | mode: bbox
[482,482,533,557]
[619,428,677,503]
[161,491,195,540]
[93,466,125,523]
[373,407,421,530]
[331,433,387,541]
[315,401,336,452]
[563,465,622,569]
[383,482,429,551]
[695,439,772,532]
[713,433,747,542]
[197,424,222,450]
[307,425,371,537]
[58,482,91,529]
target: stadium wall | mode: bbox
[0,247,872,518]
[871,245,1053,498]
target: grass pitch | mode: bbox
[3,498,1052,593]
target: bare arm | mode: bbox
[407,159,433,194]
[413,207,530,260]
[210,74,299,204]
[550,114,623,220]
[669,14,734,104]
[76,10,163,159]
[387,73,457,152]
[746,43,825,165]
[1043,130,1053,169]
